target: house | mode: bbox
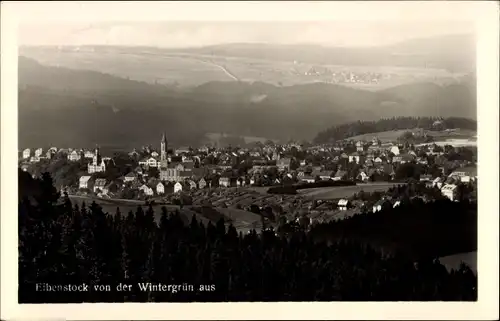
[355,141,364,152]
[219,176,237,188]
[135,166,144,176]
[45,150,54,160]
[139,184,154,196]
[448,167,477,183]
[93,179,107,193]
[441,184,458,201]
[373,199,392,213]
[188,180,197,190]
[333,170,348,181]
[34,148,43,157]
[29,156,41,163]
[390,146,400,156]
[68,150,81,162]
[357,171,369,182]
[139,157,160,168]
[374,157,383,164]
[124,172,137,182]
[151,151,159,157]
[338,199,350,211]
[277,157,292,171]
[432,177,444,189]
[174,182,183,193]
[348,153,364,164]
[156,182,165,195]
[84,150,95,158]
[79,176,92,189]
[198,178,207,189]
[419,174,432,182]
[22,148,31,159]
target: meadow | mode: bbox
[298,182,402,200]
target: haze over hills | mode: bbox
[18,53,476,149]
[19,34,474,89]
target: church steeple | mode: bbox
[160,132,168,163]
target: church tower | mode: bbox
[161,132,167,161]
[93,145,101,165]
[160,132,169,169]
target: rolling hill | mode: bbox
[18,57,476,149]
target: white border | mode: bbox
[2,1,499,320]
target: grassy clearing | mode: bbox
[299,183,401,200]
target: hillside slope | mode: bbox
[18,57,476,149]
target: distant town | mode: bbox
[18,127,477,229]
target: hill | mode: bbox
[19,34,473,89]
[18,57,476,149]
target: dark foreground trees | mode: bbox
[18,171,477,302]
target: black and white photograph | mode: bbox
[1,1,499,320]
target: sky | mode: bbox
[18,21,475,48]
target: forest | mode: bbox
[18,170,477,302]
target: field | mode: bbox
[68,195,261,233]
[20,47,464,90]
[346,129,477,144]
[298,182,402,200]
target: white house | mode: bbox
[156,182,165,195]
[34,148,43,157]
[93,179,107,193]
[338,199,350,211]
[441,184,458,201]
[448,167,477,183]
[358,171,369,182]
[22,148,31,159]
[390,146,400,156]
[198,178,207,189]
[348,153,364,164]
[174,182,183,193]
[139,184,154,196]
[432,177,444,189]
[355,141,364,152]
[68,150,81,162]
[139,157,160,168]
[84,150,95,158]
[79,176,92,189]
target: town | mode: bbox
[18,128,478,231]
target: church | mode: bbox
[158,133,194,182]
[87,146,107,174]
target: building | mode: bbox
[124,172,137,182]
[84,150,95,158]
[139,157,161,168]
[93,179,107,193]
[356,141,364,152]
[338,199,350,211]
[198,178,207,189]
[419,174,433,182]
[156,182,165,195]
[87,147,106,173]
[79,176,92,189]
[219,175,237,188]
[68,150,81,162]
[277,157,292,171]
[372,199,392,213]
[174,182,183,193]
[348,153,364,164]
[448,167,477,183]
[441,184,458,201]
[22,148,31,159]
[34,148,43,157]
[432,177,444,189]
[390,146,400,156]
[301,175,315,183]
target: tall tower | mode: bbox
[93,145,101,165]
[161,132,167,161]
